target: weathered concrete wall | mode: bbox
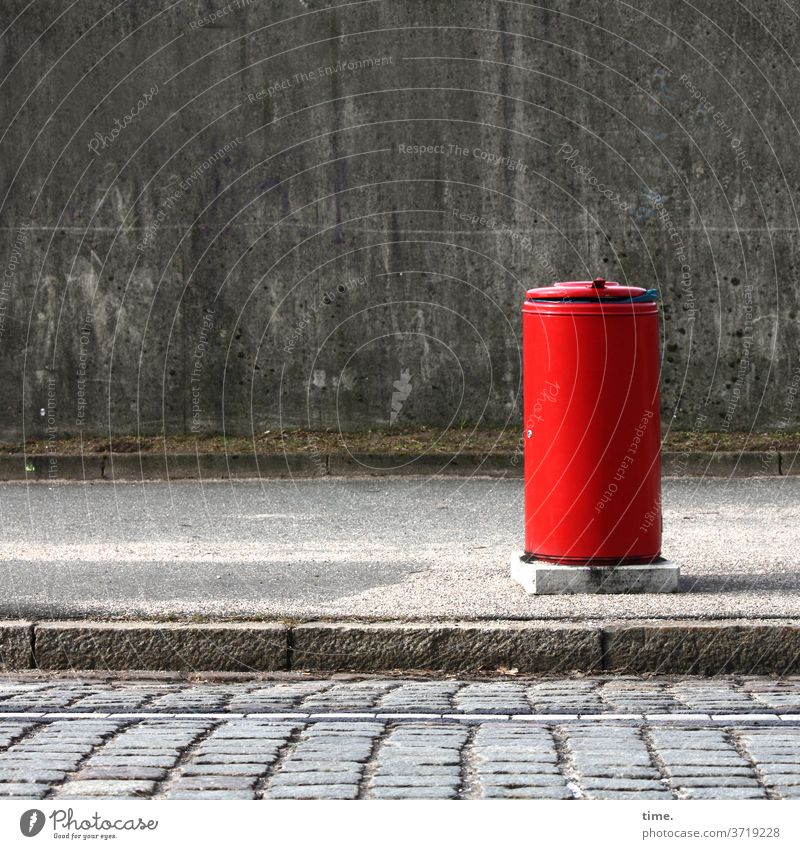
[1,0,798,440]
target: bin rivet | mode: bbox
[526,429,533,439]
[592,277,606,288]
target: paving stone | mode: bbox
[379,754,461,767]
[575,767,660,779]
[91,755,178,768]
[169,777,256,791]
[56,780,156,797]
[759,771,800,784]
[586,790,674,799]
[266,784,359,799]
[168,790,256,799]
[475,750,557,764]
[663,766,753,777]
[76,766,167,780]
[378,682,460,712]
[651,752,744,764]
[0,782,50,798]
[774,786,800,798]
[370,786,459,799]
[480,786,573,799]
[681,787,767,799]
[673,776,762,788]
[0,756,84,769]
[580,777,667,791]
[454,683,530,714]
[747,753,800,765]
[181,764,267,777]
[478,763,560,775]
[270,770,362,786]
[0,768,71,782]
[281,760,375,773]
[369,774,460,788]
[479,774,566,787]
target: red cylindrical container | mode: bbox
[522,277,662,565]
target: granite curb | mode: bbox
[1,619,800,674]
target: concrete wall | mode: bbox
[1,0,798,441]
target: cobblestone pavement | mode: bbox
[2,674,800,799]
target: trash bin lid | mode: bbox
[526,277,648,300]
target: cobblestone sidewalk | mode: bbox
[1,675,800,800]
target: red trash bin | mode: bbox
[522,277,662,565]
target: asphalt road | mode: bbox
[0,477,797,620]
[1,673,799,800]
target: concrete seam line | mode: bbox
[0,451,784,480]
[28,620,36,670]
[286,624,294,672]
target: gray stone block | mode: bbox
[327,452,519,478]
[481,786,572,799]
[673,776,760,788]
[291,621,602,673]
[168,790,256,799]
[369,775,459,787]
[266,784,359,799]
[662,451,779,477]
[34,621,288,672]
[77,766,167,781]
[179,764,266,777]
[169,777,255,791]
[369,786,458,799]
[603,621,800,674]
[0,621,34,670]
[682,787,766,799]
[269,770,362,786]
[55,780,156,797]
[0,783,50,798]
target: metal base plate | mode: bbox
[510,551,680,595]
